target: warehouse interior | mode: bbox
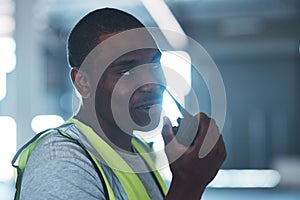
[0,0,300,199]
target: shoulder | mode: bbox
[38,130,86,159]
[20,130,106,199]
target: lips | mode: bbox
[129,90,164,128]
[130,84,165,116]
[133,94,163,112]
[136,102,162,111]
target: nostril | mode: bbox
[138,84,165,92]
[139,84,156,92]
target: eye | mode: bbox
[118,65,160,76]
[118,69,132,76]
[121,71,130,76]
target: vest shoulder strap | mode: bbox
[12,129,55,200]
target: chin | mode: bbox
[138,118,161,132]
[132,110,162,132]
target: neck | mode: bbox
[75,107,134,152]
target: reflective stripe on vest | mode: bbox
[12,118,167,200]
[12,129,54,200]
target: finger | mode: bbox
[193,113,222,159]
[200,134,226,161]
[193,112,211,148]
[215,135,227,159]
[199,122,221,158]
[162,116,188,162]
[161,116,175,145]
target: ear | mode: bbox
[71,68,91,98]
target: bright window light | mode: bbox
[0,51,16,73]
[0,15,15,35]
[0,116,16,181]
[0,37,16,101]
[162,92,183,126]
[161,51,191,125]
[161,51,191,89]
[0,37,16,52]
[31,115,64,133]
[0,37,16,73]
[209,169,281,188]
[0,72,7,101]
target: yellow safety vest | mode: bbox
[12,118,168,200]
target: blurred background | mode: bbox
[0,0,300,199]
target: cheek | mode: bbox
[97,79,134,112]
[95,77,115,110]
[112,80,136,100]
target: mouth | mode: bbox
[131,87,165,115]
[135,102,162,112]
[130,92,164,128]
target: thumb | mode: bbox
[162,117,187,165]
[162,116,175,145]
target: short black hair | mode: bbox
[67,8,145,68]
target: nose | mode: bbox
[138,83,165,93]
[132,64,167,92]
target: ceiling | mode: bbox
[33,0,300,63]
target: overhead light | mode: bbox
[0,72,7,101]
[141,0,188,49]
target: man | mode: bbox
[12,8,226,200]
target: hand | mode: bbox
[162,113,226,200]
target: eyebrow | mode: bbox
[110,51,162,68]
[110,59,136,67]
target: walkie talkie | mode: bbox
[165,89,199,147]
[166,89,221,158]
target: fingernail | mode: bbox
[163,116,167,125]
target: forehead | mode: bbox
[99,29,156,44]
[111,48,161,64]
[83,29,160,73]
[100,31,160,66]
[99,29,158,54]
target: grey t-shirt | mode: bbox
[20,129,164,200]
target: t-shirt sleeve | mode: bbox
[20,132,107,200]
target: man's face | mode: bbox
[93,47,166,132]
